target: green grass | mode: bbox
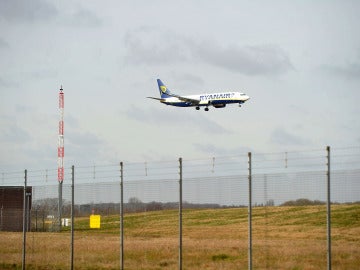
[1,204,359,269]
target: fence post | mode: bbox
[22,169,27,270]
[120,162,124,270]
[58,181,63,232]
[179,157,183,270]
[70,165,74,270]
[326,146,331,270]
[248,153,252,270]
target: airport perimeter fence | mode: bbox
[1,146,360,269]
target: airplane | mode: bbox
[147,79,250,111]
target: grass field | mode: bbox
[1,204,359,269]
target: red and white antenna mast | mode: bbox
[58,86,64,183]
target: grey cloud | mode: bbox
[123,29,293,76]
[123,29,189,65]
[195,42,293,76]
[68,131,102,146]
[193,143,252,156]
[66,115,80,129]
[66,8,102,28]
[0,0,58,23]
[0,37,9,49]
[0,1,101,27]
[125,105,230,134]
[0,122,31,143]
[172,73,205,89]
[15,105,33,113]
[29,68,58,79]
[270,127,307,146]
[66,131,103,164]
[0,77,18,88]
[24,144,54,165]
[322,61,360,80]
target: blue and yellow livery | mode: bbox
[147,79,250,111]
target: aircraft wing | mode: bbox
[147,93,200,105]
[170,94,200,105]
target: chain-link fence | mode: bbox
[1,146,359,269]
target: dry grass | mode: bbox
[0,204,359,269]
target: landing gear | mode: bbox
[195,106,209,111]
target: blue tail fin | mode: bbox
[157,79,173,98]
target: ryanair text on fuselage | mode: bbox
[147,79,250,111]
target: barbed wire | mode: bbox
[1,146,359,186]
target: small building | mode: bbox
[0,186,32,231]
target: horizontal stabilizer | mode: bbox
[147,97,166,102]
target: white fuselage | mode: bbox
[162,92,250,107]
[149,79,250,111]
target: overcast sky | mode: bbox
[1,0,360,172]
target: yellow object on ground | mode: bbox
[90,215,101,229]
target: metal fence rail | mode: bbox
[0,146,359,269]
